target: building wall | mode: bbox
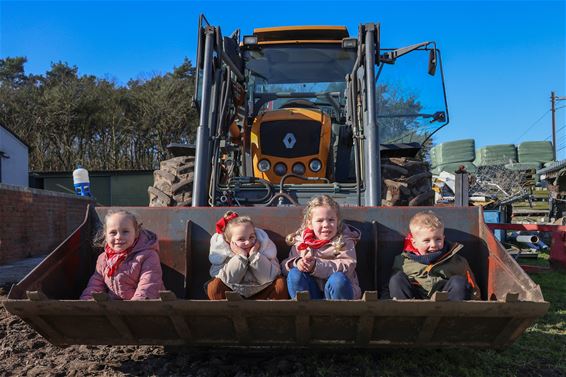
[37,171,153,206]
[0,126,29,187]
[0,183,93,265]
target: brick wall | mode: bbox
[0,184,93,265]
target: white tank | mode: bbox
[72,166,91,196]
[72,167,90,184]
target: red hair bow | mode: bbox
[216,213,239,234]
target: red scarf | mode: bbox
[403,233,422,255]
[105,240,136,277]
[297,228,331,252]
[216,213,239,234]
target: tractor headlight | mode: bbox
[274,163,287,176]
[292,163,306,175]
[309,159,322,172]
[257,159,271,172]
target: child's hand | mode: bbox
[248,241,260,255]
[230,241,249,257]
[297,255,316,273]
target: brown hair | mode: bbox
[286,195,344,249]
[221,211,255,242]
[93,210,142,248]
[409,211,444,233]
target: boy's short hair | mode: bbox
[409,211,444,232]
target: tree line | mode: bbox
[0,57,431,172]
[0,57,198,171]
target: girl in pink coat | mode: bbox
[80,210,165,300]
[282,195,361,300]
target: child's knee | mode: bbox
[287,267,303,284]
[327,272,349,288]
[448,275,466,290]
[325,272,353,299]
[273,276,289,298]
[207,278,229,300]
[389,271,408,286]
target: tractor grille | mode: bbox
[259,120,321,158]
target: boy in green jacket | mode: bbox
[389,211,480,301]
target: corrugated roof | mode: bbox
[537,159,566,175]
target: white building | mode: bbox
[0,124,29,187]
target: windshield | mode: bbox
[244,45,356,116]
[242,44,447,143]
[376,48,448,144]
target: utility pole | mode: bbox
[550,92,557,158]
[551,91,566,158]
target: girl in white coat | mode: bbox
[207,211,288,300]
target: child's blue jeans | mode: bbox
[286,267,353,300]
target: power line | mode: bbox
[549,125,566,140]
[513,110,551,143]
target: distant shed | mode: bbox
[0,124,29,187]
[29,170,154,206]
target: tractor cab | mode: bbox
[243,26,355,184]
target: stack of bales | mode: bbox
[475,144,517,167]
[430,139,477,174]
[506,141,555,170]
[430,140,555,175]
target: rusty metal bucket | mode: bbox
[4,206,548,348]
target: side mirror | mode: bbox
[428,49,437,76]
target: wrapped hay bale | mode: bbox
[517,141,555,164]
[476,144,517,166]
[433,139,476,165]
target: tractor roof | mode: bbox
[253,26,349,44]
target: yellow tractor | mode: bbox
[148,17,444,208]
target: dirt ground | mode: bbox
[0,283,376,377]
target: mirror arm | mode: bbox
[380,41,433,64]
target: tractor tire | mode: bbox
[381,157,434,206]
[148,156,195,207]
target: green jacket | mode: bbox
[392,241,481,299]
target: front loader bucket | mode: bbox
[5,206,548,348]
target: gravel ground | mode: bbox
[0,284,378,377]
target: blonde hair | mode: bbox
[409,211,444,233]
[286,195,344,250]
[93,210,142,248]
[222,211,255,242]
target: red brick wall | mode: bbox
[0,184,93,265]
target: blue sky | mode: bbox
[1,0,565,159]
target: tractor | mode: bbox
[148,15,448,208]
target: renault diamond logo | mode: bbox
[283,133,296,149]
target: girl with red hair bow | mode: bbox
[207,211,288,300]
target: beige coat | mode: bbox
[282,224,362,299]
[209,228,281,297]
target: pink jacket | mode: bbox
[80,229,165,300]
[282,224,362,299]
